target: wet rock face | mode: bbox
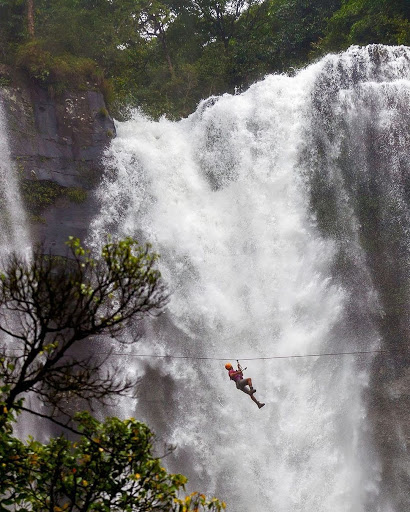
[0,79,115,253]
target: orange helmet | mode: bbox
[225,363,233,370]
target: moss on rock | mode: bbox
[21,179,88,222]
[65,187,87,203]
[15,40,108,98]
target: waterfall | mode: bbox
[0,92,33,441]
[0,95,29,255]
[89,45,410,511]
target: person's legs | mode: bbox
[250,394,258,404]
[236,379,254,395]
[250,394,265,408]
[246,377,256,394]
[236,380,265,408]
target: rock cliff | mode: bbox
[0,64,115,253]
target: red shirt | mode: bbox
[228,369,243,382]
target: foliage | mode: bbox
[65,187,88,204]
[16,40,105,95]
[316,0,410,53]
[98,107,109,118]
[0,412,225,511]
[0,237,168,426]
[262,0,343,71]
[0,76,11,87]
[1,0,409,117]
[0,0,26,61]
[21,179,65,215]
[20,180,88,222]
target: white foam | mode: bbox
[89,45,410,511]
[0,95,30,255]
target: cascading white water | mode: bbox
[89,45,410,511]
[0,92,32,439]
[0,95,29,255]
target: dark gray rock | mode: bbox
[0,81,115,253]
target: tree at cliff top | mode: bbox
[2,0,409,118]
[120,0,345,116]
[316,0,410,53]
[0,237,168,428]
[0,411,225,511]
[2,0,346,117]
[0,0,25,61]
[258,0,342,71]
[27,0,34,37]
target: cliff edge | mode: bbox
[0,63,115,252]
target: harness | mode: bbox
[229,360,247,381]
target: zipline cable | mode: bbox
[2,346,408,361]
[100,346,408,361]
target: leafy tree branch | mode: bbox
[0,237,168,426]
[0,412,225,511]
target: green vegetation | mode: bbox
[0,237,168,420]
[16,40,106,97]
[317,0,410,53]
[0,76,11,87]
[98,106,109,118]
[20,179,88,222]
[0,238,224,510]
[0,411,225,511]
[21,179,64,215]
[65,186,88,204]
[1,0,408,118]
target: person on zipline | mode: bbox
[225,362,265,409]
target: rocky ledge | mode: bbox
[0,64,115,252]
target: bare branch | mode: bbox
[0,237,167,424]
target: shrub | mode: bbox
[65,187,87,203]
[16,40,105,94]
[21,180,88,220]
[98,106,109,118]
[0,412,226,511]
[20,179,64,215]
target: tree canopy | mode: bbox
[0,0,409,118]
[0,238,224,511]
[0,412,225,511]
[0,237,167,427]
[317,0,410,53]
